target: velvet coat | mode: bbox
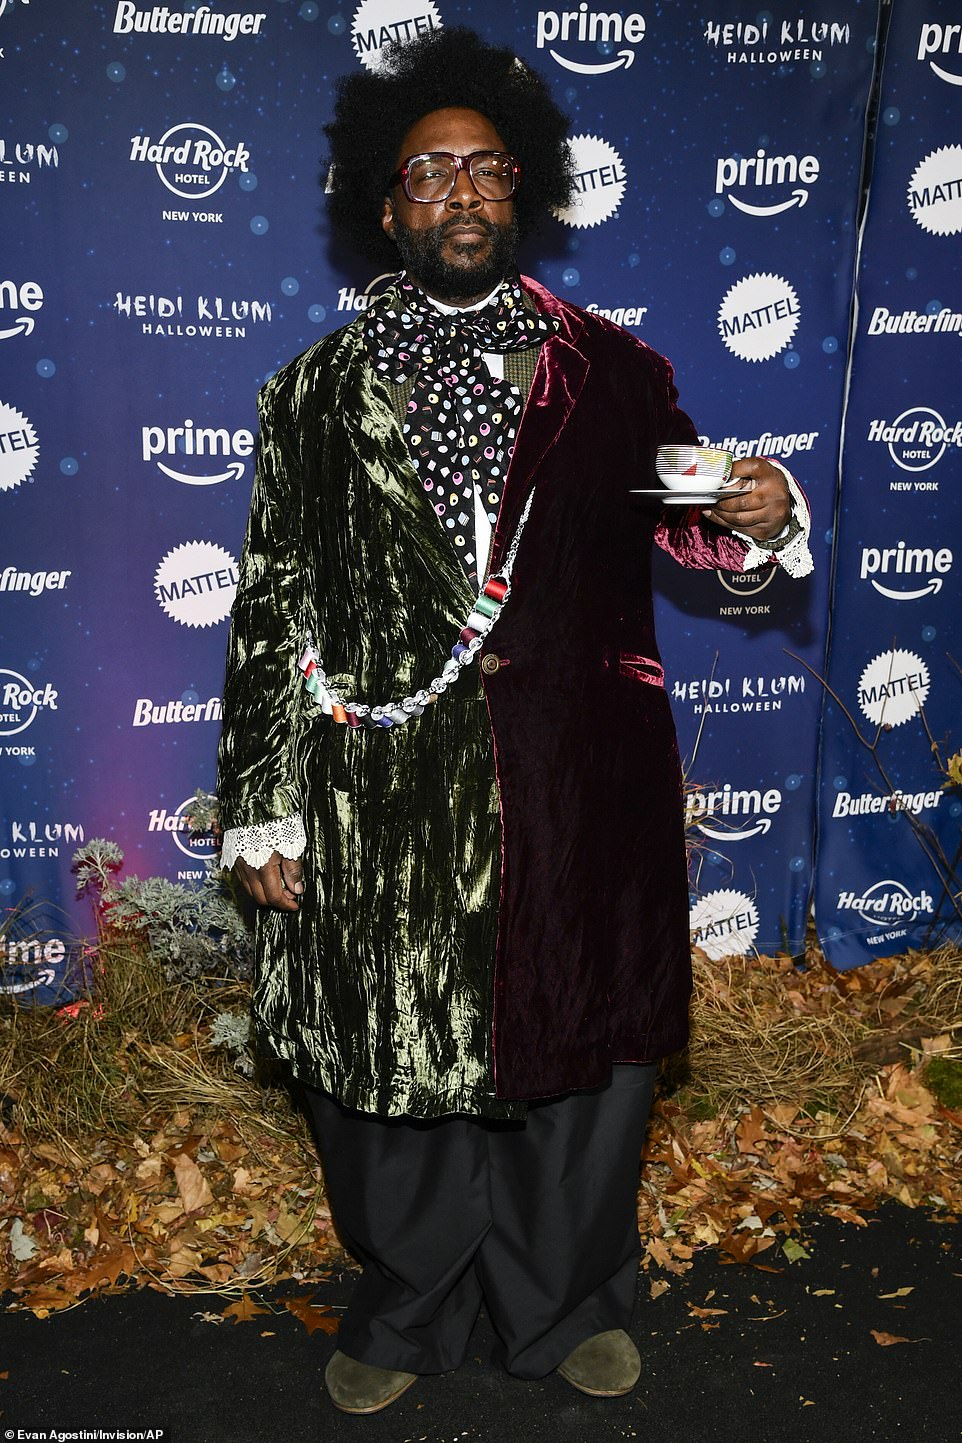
[216,277,749,1119]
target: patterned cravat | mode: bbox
[363,276,556,582]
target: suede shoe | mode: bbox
[324,1350,417,1414]
[556,1329,641,1398]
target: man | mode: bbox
[217,28,810,1415]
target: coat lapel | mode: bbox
[323,317,475,622]
[489,279,590,574]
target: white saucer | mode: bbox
[631,485,747,505]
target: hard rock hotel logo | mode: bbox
[129,122,252,203]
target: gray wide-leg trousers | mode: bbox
[301,1063,656,1379]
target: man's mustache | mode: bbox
[438,215,499,237]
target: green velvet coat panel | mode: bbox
[217,305,526,1118]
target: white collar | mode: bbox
[415,280,506,315]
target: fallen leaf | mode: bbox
[222,1294,271,1324]
[736,1108,769,1155]
[172,1153,213,1213]
[878,1287,914,1299]
[283,1295,341,1336]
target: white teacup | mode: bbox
[655,444,734,491]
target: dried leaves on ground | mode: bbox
[1,943,959,1316]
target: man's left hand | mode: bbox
[701,456,791,543]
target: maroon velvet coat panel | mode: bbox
[480,278,748,1100]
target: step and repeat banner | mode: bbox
[814,1,962,968]
[1,0,935,1002]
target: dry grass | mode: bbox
[0,935,303,1157]
[3,932,960,1155]
[680,941,962,1115]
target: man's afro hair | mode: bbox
[324,27,575,263]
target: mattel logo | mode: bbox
[857,649,929,729]
[154,541,238,629]
[718,273,800,362]
[554,134,626,229]
[689,887,759,960]
[351,0,441,72]
[0,399,39,494]
[908,145,962,237]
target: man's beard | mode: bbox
[390,214,520,302]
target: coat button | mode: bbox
[480,653,501,675]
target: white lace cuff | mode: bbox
[733,462,814,579]
[220,814,307,871]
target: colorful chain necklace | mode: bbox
[298,487,535,729]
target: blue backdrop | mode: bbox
[1,0,955,1001]
[814,0,962,967]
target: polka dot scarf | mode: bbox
[363,276,557,582]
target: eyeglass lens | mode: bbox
[406,152,515,201]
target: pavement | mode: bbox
[1,1204,959,1443]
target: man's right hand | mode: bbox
[233,851,305,911]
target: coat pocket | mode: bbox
[617,652,665,687]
